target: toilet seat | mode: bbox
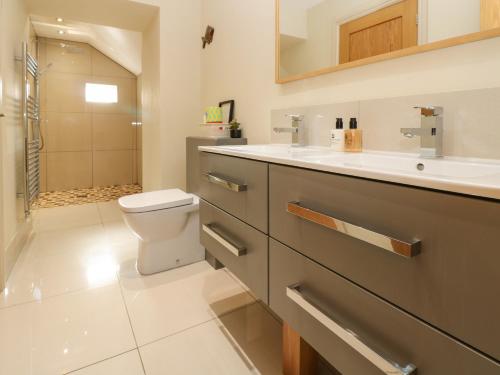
[118,189,194,213]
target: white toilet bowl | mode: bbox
[118,189,204,275]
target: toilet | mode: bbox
[118,188,204,275]
[118,136,247,275]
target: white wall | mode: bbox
[140,0,202,191]
[427,0,480,43]
[201,0,500,145]
[0,0,31,290]
[280,0,308,39]
[280,1,336,76]
[141,12,162,191]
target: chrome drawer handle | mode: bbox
[287,202,420,258]
[286,285,417,375]
[202,224,246,257]
[206,173,247,192]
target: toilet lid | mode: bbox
[118,189,194,213]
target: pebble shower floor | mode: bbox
[32,184,143,209]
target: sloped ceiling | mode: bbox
[26,0,158,32]
[27,0,160,75]
[31,15,142,75]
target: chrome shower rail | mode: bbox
[21,42,41,216]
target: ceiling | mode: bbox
[26,0,158,32]
[31,15,143,75]
[26,0,158,76]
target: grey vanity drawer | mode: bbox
[199,152,268,233]
[269,164,500,360]
[269,239,500,375]
[200,199,268,303]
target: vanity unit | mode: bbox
[198,145,500,374]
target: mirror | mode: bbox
[277,0,500,83]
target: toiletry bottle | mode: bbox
[330,118,345,152]
[345,118,363,152]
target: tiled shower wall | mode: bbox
[38,38,140,192]
[271,87,500,160]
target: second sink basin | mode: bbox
[302,152,500,180]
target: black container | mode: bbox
[230,129,242,138]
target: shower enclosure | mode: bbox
[30,37,141,208]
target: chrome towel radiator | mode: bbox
[21,42,41,216]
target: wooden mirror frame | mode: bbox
[275,0,500,84]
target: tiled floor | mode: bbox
[0,201,282,375]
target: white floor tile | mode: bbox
[67,350,144,375]
[0,225,136,308]
[4,203,286,375]
[97,201,124,223]
[25,224,109,260]
[0,285,136,375]
[103,221,138,246]
[140,302,282,375]
[120,261,255,346]
[33,204,101,232]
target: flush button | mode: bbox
[416,163,425,171]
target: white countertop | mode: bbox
[198,144,500,200]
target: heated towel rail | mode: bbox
[21,42,41,216]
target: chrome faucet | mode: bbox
[401,106,443,158]
[273,114,305,147]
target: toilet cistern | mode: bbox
[401,106,443,158]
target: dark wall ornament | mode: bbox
[202,26,215,49]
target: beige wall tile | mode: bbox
[39,153,47,193]
[137,126,142,150]
[359,88,500,159]
[92,114,136,151]
[92,49,135,79]
[45,72,91,113]
[39,112,48,153]
[90,77,137,115]
[137,150,142,186]
[133,152,138,184]
[46,113,92,152]
[93,150,134,187]
[38,38,47,70]
[39,39,138,190]
[44,39,92,75]
[47,152,92,191]
[39,74,47,113]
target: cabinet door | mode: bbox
[269,164,500,361]
[481,0,500,30]
[200,199,269,303]
[270,239,500,375]
[199,152,268,233]
[339,0,418,64]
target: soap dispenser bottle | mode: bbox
[330,118,345,152]
[345,118,363,152]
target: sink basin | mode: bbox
[219,144,331,158]
[198,144,500,199]
[302,152,500,180]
